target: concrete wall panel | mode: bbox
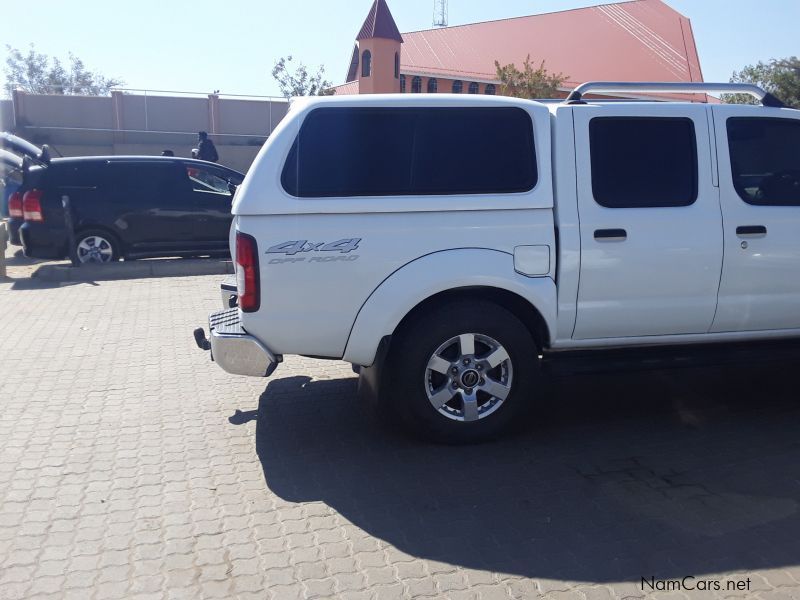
[22,94,113,129]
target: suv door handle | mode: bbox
[736,225,767,237]
[594,228,627,241]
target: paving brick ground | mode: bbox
[1,245,800,599]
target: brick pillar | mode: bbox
[10,89,24,132]
[111,91,125,144]
[208,94,220,135]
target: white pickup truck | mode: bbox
[195,81,800,443]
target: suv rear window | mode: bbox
[589,117,698,208]
[727,117,800,206]
[281,107,537,197]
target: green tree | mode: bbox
[494,55,567,99]
[4,44,124,96]
[272,56,334,99]
[722,57,800,108]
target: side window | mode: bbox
[281,107,537,197]
[727,117,800,206]
[186,165,235,195]
[54,164,104,189]
[589,117,698,208]
[104,163,189,199]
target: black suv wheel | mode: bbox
[73,230,120,264]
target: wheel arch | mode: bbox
[343,248,557,366]
[395,286,551,350]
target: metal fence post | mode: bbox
[0,221,7,278]
[62,195,79,266]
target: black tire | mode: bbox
[384,300,539,444]
[72,229,121,264]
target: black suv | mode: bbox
[18,156,244,263]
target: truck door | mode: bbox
[710,106,800,332]
[572,104,723,339]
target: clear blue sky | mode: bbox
[2,0,798,97]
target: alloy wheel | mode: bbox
[424,332,514,422]
[76,235,114,264]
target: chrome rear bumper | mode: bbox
[195,309,281,377]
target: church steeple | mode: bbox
[356,0,403,94]
[357,0,403,43]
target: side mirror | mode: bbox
[228,182,238,196]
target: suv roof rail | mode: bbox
[0,132,49,165]
[565,81,786,108]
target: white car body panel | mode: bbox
[549,105,582,344]
[238,209,555,359]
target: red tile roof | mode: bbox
[400,0,703,87]
[332,80,360,96]
[357,0,404,42]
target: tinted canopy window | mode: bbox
[589,117,698,208]
[281,107,537,197]
[727,117,800,206]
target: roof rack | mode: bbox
[565,82,786,108]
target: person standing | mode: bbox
[196,131,219,163]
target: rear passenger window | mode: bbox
[727,118,800,206]
[281,107,537,197]
[104,163,190,198]
[589,117,698,208]
[54,164,104,189]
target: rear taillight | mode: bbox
[236,231,260,312]
[22,189,44,222]
[8,192,22,218]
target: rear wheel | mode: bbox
[73,230,120,264]
[384,300,539,444]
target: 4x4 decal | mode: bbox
[265,238,361,256]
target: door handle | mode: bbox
[736,225,767,237]
[594,228,627,241]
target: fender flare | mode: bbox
[343,248,557,366]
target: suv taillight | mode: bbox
[22,189,44,222]
[236,231,260,312]
[8,192,22,218]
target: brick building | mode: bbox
[332,0,705,100]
